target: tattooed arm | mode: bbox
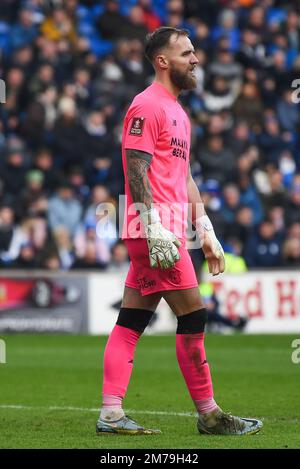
[126,149,153,210]
[125,148,181,269]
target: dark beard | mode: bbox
[170,66,197,90]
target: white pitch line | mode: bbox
[0,404,197,418]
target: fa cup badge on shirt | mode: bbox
[130,117,145,136]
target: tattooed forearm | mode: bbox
[126,149,153,209]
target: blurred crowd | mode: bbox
[0,0,300,272]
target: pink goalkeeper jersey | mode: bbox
[121,81,191,244]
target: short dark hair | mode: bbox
[145,26,189,64]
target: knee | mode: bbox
[116,307,154,334]
[176,309,208,334]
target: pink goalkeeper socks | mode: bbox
[102,324,141,400]
[102,394,123,409]
[176,332,216,413]
[194,397,218,415]
[102,326,217,417]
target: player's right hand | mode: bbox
[140,208,181,269]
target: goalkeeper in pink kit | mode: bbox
[96,27,263,436]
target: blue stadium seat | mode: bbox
[120,0,138,16]
[77,5,92,21]
[78,20,97,38]
[90,5,104,18]
[0,21,10,54]
[88,37,113,58]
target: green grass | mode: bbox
[0,334,300,449]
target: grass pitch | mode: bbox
[0,334,299,449]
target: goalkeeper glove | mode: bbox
[140,208,181,269]
[195,215,225,276]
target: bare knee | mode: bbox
[163,287,205,317]
[122,287,162,312]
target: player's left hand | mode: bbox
[202,231,225,276]
[195,215,225,276]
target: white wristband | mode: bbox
[195,214,214,232]
[140,207,161,226]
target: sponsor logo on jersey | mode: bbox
[137,276,156,289]
[170,137,188,161]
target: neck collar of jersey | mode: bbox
[151,81,178,101]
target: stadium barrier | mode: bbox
[0,271,89,333]
[88,271,175,335]
[207,270,300,333]
[0,270,300,334]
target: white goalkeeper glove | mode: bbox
[195,215,225,276]
[140,208,181,269]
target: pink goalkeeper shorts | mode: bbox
[124,238,198,296]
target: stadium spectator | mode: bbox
[238,172,264,224]
[96,0,127,41]
[200,282,248,333]
[233,81,263,128]
[28,63,55,99]
[210,8,240,51]
[33,148,63,193]
[82,109,113,161]
[52,96,85,169]
[264,169,288,215]
[285,173,300,226]
[52,226,75,270]
[244,219,283,267]
[284,8,300,51]
[207,47,243,85]
[107,240,130,272]
[72,235,107,269]
[8,6,38,51]
[40,6,77,47]
[203,75,238,112]
[67,165,90,205]
[237,27,268,69]
[221,183,241,224]
[224,206,255,248]
[257,114,289,164]
[276,88,300,132]
[42,252,61,270]
[73,67,92,108]
[74,189,117,267]
[121,5,149,41]
[197,135,236,184]
[48,182,82,238]
[21,214,48,253]
[0,205,28,265]
[1,147,28,201]
[246,5,265,36]
[138,0,162,32]
[84,184,113,224]
[3,66,26,114]
[282,237,300,266]
[19,169,46,215]
[10,241,39,269]
[282,222,300,266]
[10,44,34,78]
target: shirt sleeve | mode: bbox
[123,100,163,156]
